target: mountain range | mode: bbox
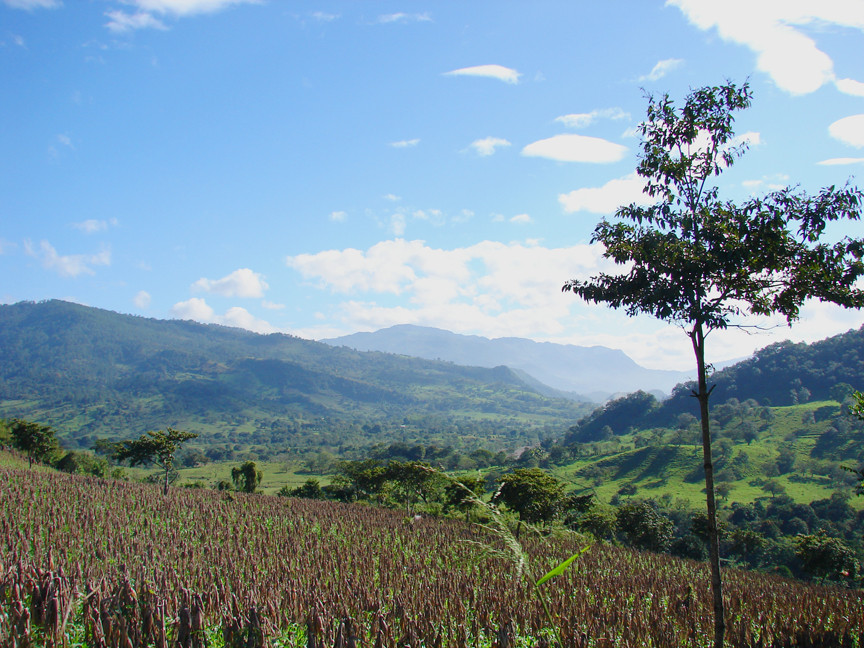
[323,325,692,400]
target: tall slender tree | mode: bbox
[563,81,864,647]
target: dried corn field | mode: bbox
[1,466,863,648]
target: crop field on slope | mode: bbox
[2,466,863,648]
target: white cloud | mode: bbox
[311,11,339,22]
[829,114,864,148]
[510,214,533,224]
[2,0,60,9]
[170,298,278,334]
[444,65,521,85]
[72,218,117,233]
[262,300,285,310]
[836,78,864,97]
[329,211,347,222]
[376,12,431,24]
[25,240,111,277]
[390,139,420,148]
[522,134,628,163]
[817,157,864,165]
[639,58,684,82]
[57,134,73,149]
[191,268,268,298]
[171,297,215,321]
[133,290,151,308]
[390,213,406,236]
[384,193,401,201]
[126,0,258,16]
[555,108,629,129]
[287,239,615,340]
[668,1,864,95]
[559,173,654,214]
[469,137,511,156]
[105,10,168,32]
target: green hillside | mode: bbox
[0,300,592,453]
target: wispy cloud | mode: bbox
[522,134,628,163]
[639,58,684,82]
[390,138,420,148]
[468,137,511,157]
[311,11,339,22]
[555,108,629,129]
[444,64,521,85]
[25,240,111,277]
[817,157,864,166]
[376,12,432,24]
[72,218,118,233]
[104,0,258,32]
[2,0,61,9]
[105,10,167,32]
[510,213,532,224]
[329,210,347,222]
[191,268,269,298]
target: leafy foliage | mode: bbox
[8,418,60,468]
[113,428,199,495]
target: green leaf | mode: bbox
[535,545,590,587]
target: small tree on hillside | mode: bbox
[492,468,565,536]
[10,419,60,468]
[563,82,864,648]
[232,460,263,493]
[113,428,198,496]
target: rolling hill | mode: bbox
[0,300,593,451]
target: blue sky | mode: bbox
[2,0,864,371]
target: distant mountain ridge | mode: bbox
[323,325,692,400]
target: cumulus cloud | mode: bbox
[3,0,60,9]
[559,173,654,214]
[25,240,111,277]
[835,78,864,97]
[390,139,420,148]
[639,58,685,82]
[669,1,864,95]
[444,65,521,84]
[286,238,616,339]
[329,211,347,222]
[829,114,864,148]
[509,214,532,224]
[522,134,628,163]
[191,268,269,298]
[555,108,630,129]
[468,137,511,156]
[133,290,151,309]
[170,298,278,334]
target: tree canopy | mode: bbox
[563,81,864,648]
[112,428,198,496]
[9,418,60,468]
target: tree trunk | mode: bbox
[163,466,170,496]
[691,323,725,648]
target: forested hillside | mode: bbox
[0,300,592,452]
[565,325,864,443]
